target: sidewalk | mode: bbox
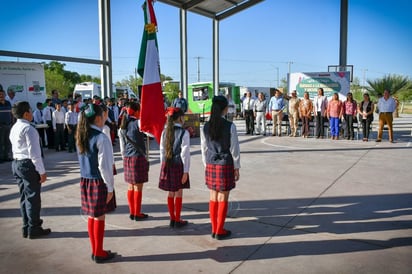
[0,115,411,274]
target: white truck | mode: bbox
[73,82,138,100]
[0,61,47,110]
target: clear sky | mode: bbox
[1,0,411,88]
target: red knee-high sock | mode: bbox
[94,219,107,257]
[167,197,175,221]
[217,201,228,234]
[175,197,183,221]
[127,189,134,216]
[209,200,218,234]
[134,191,143,217]
[87,217,95,255]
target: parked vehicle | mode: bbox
[73,82,137,100]
[0,61,46,110]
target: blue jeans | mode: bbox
[330,117,340,137]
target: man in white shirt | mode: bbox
[52,102,66,151]
[242,91,255,134]
[42,99,55,149]
[376,89,397,143]
[32,102,46,148]
[65,103,78,153]
[9,101,51,239]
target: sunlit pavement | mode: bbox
[0,115,411,274]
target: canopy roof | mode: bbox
[157,0,264,20]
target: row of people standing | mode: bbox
[239,87,393,142]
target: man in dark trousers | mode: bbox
[172,91,188,113]
[9,101,51,239]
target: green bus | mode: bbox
[187,82,241,118]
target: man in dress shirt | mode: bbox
[268,89,285,136]
[287,90,300,137]
[242,91,255,135]
[376,89,397,143]
[32,102,46,148]
[254,92,267,135]
[6,87,18,106]
[52,102,66,151]
[9,101,51,239]
[65,103,78,153]
[42,99,55,149]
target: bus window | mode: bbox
[193,87,209,101]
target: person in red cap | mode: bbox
[201,95,241,240]
[118,101,149,221]
[159,107,190,228]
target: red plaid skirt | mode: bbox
[159,161,190,192]
[123,156,149,184]
[80,178,116,218]
[205,163,236,191]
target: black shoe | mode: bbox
[129,214,135,221]
[375,139,382,142]
[134,213,149,221]
[174,220,188,228]
[22,227,28,238]
[169,220,175,228]
[215,229,231,240]
[211,233,216,239]
[28,227,51,239]
[95,250,116,264]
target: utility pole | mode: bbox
[287,61,293,75]
[194,56,203,82]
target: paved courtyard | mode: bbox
[0,115,411,274]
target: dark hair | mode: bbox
[209,96,228,141]
[76,104,104,154]
[164,108,185,163]
[318,88,324,95]
[11,101,31,119]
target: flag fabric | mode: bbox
[138,0,165,144]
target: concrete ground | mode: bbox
[0,115,411,274]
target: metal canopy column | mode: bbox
[180,8,188,98]
[99,0,113,98]
[339,0,348,69]
[212,18,219,96]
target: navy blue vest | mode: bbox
[203,118,233,165]
[169,126,185,164]
[78,128,102,179]
[124,117,146,157]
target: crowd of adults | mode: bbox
[239,87,398,143]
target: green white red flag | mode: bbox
[137,0,165,144]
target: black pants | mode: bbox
[0,124,11,160]
[12,159,42,233]
[344,114,354,139]
[315,112,325,137]
[244,110,254,134]
[54,123,65,150]
[46,121,54,149]
[361,118,372,139]
[67,124,77,152]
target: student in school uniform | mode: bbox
[65,103,78,153]
[9,101,51,239]
[118,101,149,221]
[159,107,190,228]
[200,95,241,240]
[76,103,117,263]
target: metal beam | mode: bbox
[339,0,348,69]
[216,0,264,21]
[0,50,107,65]
[180,8,188,98]
[183,0,203,10]
[212,19,219,96]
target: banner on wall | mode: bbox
[288,71,351,100]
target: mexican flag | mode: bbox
[138,0,165,144]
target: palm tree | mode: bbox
[366,74,409,97]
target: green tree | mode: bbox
[163,82,180,105]
[366,74,409,98]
